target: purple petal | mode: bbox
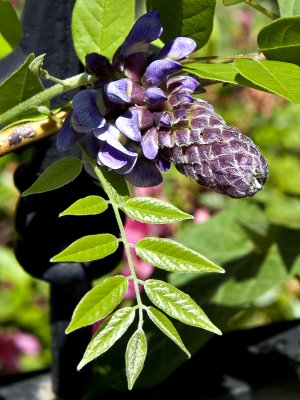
[145,87,167,105]
[159,112,172,127]
[94,123,137,157]
[124,157,163,187]
[85,53,114,82]
[128,82,145,104]
[141,127,159,160]
[98,142,138,172]
[124,53,148,81]
[71,112,93,134]
[56,112,85,151]
[156,156,170,172]
[168,92,194,108]
[167,75,200,94]
[104,79,130,104]
[158,37,196,60]
[116,110,142,141]
[145,59,182,86]
[72,90,106,129]
[123,11,163,55]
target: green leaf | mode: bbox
[99,167,130,205]
[22,157,82,196]
[0,54,45,116]
[234,59,300,103]
[122,197,193,224]
[147,0,216,49]
[59,195,108,217]
[72,0,135,64]
[144,279,221,335]
[147,306,190,357]
[77,307,135,370]
[278,0,300,17]
[126,329,147,390]
[66,276,128,333]
[257,17,300,65]
[51,233,118,262]
[135,237,224,273]
[184,62,237,84]
[0,0,22,59]
[222,0,243,5]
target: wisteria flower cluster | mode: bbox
[57,11,268,198]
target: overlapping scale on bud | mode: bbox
[157,91,268,198]
[56,10,268,196]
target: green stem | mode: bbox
[80,145,144,329]
[0,72,94,127]
[182,52,264,64]
[244,0,279,20]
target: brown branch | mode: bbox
[0,110,68,156]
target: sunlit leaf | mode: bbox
[147,0,216,49]
[126,329,147,390]
[123,197,193,224]
[135,237,224,273]
[22,157,82,196]
[0,0,22,59]
[51,233,118,262]
[144,279,221,334]
[184,62,237,84]
[258,16,300,65]
[234,59,300,103]
[72,0,135,63]
[59,195,108,216]
[66,276,128,333]
[278,0,300,17]
[147,306,190,357]
[77,307,135,370]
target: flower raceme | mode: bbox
[57,11,268,198]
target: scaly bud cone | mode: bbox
[158,100,268,198]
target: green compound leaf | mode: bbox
[59,195,108,217]
[122,197,193,224]
[0,0,22,59]
[51,234,118,263]
[257,16,300,65]
[234,59,300,104]
[72,0,135,64]
[147,306,190,357]
[147,0,216,49]
[0,54,45,117]
[22,157,82,196]
[184,63,237,84]
[126,329,147,390]
[144,279,221,335]
[135,237,224,274]
[278,0,300,17]
[66,276,128,333]
[77,307,135,370]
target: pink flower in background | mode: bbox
[194,208,211,224]
[0,331,41,374]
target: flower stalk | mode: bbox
[0,72,94,127]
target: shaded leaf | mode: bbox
[278,0,300,17]
[0,54,45,117]
[59,195,108,216]
[258,16,300,65]
[223,0,243,4]
[22,157,82,196]
[0,0,22,59]
[147,0,216,49]
[147,306,190,357]
[123,197,192,224]
[126,329,147,390]
[66,276,128,333]
[135,237,224,273]
[72,0,135,63]
[51,233,118,262]
[234,59,300,103]
[184,62,237,84]
[77,307,135,370]
[99,167,130,205]
[144,279,221,334]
